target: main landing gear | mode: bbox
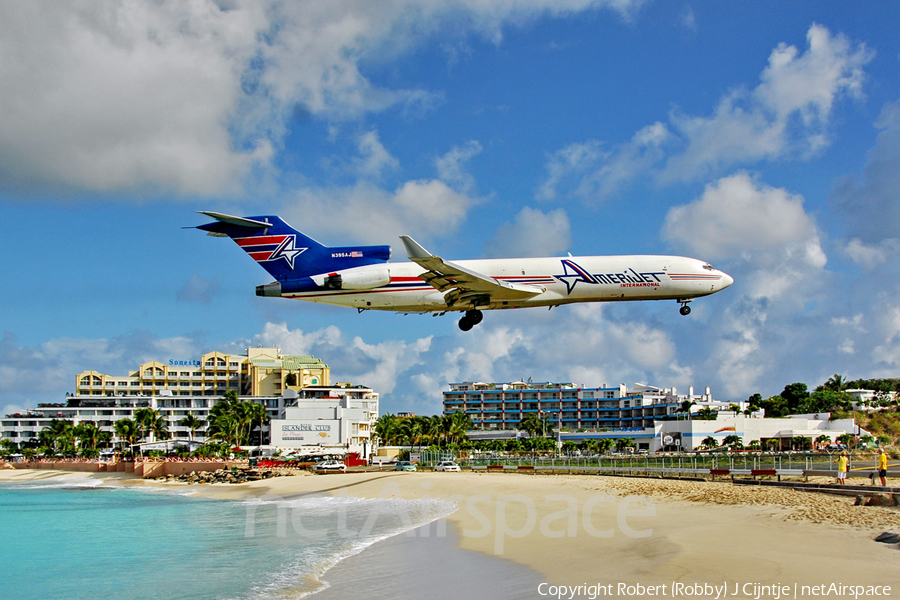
[458,309,484,331]
[679,301,692,316]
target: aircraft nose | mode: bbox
[720,272,734,288]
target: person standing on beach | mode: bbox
[876,448,888,487]
[837,451,849,485]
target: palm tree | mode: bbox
[114,418,141,454]
[41,419,75,456]
[134,408,167,442]
[445,411,472,447]
[75,422,111,456]
[179,414,206,441]
[375,414,400,446]
[518,413,543,438]
[721,434,743,450]
[207,393,269,448]
[700,436,718,450]
[825,374,847,393]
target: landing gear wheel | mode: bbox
[467,309,483,325]
[679,304,692,316]
[458,317,474,331]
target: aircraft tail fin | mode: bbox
[195,212,391,281]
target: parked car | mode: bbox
[825,443,848,452]
[394,461,417,472]
[434,461,461,472]
[313,460,347,472]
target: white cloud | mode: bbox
[0,0,640,196]
[284,178,478,245]
[841,238,900,270]
[484,207,571,257]
[352,131,400,179]
[0,331,205,408]
[664,172,820,259]
[538,24,873,202]
[538,123,670,203]
[436,140,483,193]
[662,23,872,181]
[664,172,826,301]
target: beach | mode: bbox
[2,468,899,597]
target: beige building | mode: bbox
[75,347,329,398]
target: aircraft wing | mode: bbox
[400,236,545,308]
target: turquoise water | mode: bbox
[0,478,455,600]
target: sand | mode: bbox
[3,468,899,594]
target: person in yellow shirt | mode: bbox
[876,448,888,487]
[837,452,849,485]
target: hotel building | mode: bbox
[2,347,377,456]
[443,381,716,432]
[444,380,860,451]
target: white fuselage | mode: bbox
[280,254,733,312]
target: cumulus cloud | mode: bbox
[841,238,900,270]
[253,322,433,395]
[436,140,483,193]
[0,0,640,196]
[285,178,478,245]
[484,206,571,257]
[537,123,670,202]
[538,24,872,203]
[350,131,400,179]
[0,330,204,409]
[664,172,826,301]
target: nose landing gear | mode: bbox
[679,301,692,316]
[458,309,484,331]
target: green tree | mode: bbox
[374,413,400,446]
[41,419,75,456]
[615,437,634,452]
[114,418,141,453]
[824,374,847,393]
[518,413,543,438]
[721,434,743,450]
[179,414,206,441]
[700,436,718,450]
[780,383,809,413]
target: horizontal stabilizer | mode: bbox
[196,211,271,229]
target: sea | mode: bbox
[0,476,477,600]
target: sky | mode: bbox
[2,1,900,416]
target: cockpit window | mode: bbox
[702,263,715,271]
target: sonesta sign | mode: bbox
[168,359,201,366]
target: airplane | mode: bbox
[194,211,734,331]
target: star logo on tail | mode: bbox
[270,235,306,269]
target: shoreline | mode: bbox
[3,468,899,594]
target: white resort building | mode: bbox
[2,347,378,457]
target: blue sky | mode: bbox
[2,1,900,416]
